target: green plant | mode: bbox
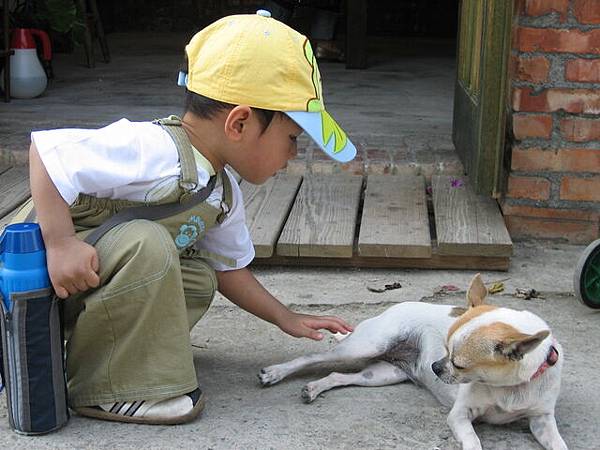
[9,0,85,47]
[45,0,80,34]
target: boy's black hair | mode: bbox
[184,90,278,133]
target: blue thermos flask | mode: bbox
[0,223,69,434]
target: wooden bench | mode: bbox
[0,165,512,270]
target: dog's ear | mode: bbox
[495,330,550,361]
[466,273,487,308]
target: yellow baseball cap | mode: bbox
[183,10,356,163]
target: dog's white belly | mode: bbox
[374,303,457,370]
[367,303,461,407]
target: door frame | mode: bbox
[453,0,515,197]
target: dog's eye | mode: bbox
[451,360,466,370]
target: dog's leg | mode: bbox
[447,405,482,450]
[529,414,568,450]
[259,332,386,386]
[301,360,408,403]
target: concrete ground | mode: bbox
[1,242,599,449]
[1,33,599,449]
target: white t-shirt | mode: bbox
[31,118,255,271]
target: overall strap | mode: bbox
[83,176,217,246]
[153,115,198,193]
[217,170,234,224]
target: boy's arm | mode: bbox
[216,267,353,340]
[29,143,100,298]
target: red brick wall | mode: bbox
[503,0,600,243]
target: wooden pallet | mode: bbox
[242,173,512,270]
[0,167,513,270]
[0,164,30,229]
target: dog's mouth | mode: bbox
[438,373,460,384]
[432,360,469,384]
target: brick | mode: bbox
[286,159,307,176]
[340,160,365,176]
[505,215,599,243]
[365,161,392,175]
[515,55,550,82]
[310,161,338,174]
[560,176,600,201]
[507,175,551,200]
[525,0,569,21]
[560,118,600,141]
[512,147,600,172]
[501,202,600,221]
[513,114,553,139]
[366,148,392,162]
[313,148,332,161]
[518,27,600,54]
[573,0,600,24]
[565,58,600,82]
[513,87,600,114]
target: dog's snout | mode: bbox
[432,360,444,376]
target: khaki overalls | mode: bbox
[14,117,233,407]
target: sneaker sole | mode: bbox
[74,392,206,425]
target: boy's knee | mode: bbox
[102,219,178,263]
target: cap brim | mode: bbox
[285,110,356,163]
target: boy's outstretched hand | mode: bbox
[277,311,354,341]
[215,268,354,341]
[46,235,100,299]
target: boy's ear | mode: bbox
[466,273,487,308]
[224,105,252,141]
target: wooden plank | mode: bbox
[252,251,510,271]
[432,175,512,257]
[277,174,363,258]
[0,200,29,231]
[0,167,30,220]
[0,163,12,176]
[358,175,431,258]
[241,174,302,258]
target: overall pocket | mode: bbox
[0,288,69,435]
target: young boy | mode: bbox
[23,10,357,425]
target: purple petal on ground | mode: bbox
[450,178,464,188]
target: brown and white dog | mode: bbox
[259,274,567,450]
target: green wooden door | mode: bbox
[453,0,514,197]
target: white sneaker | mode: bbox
[74,388,205,425]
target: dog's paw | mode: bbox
[301,383,319,403]
[258,365,285,386]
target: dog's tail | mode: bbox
[332,332,352,342]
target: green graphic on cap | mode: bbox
[321,111,347,154]
[303,40,323,112]
[303,39,348,154]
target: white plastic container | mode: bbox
[0,28,52,99]
[7,48,48,98]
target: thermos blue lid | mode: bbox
[0,223,46,254]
